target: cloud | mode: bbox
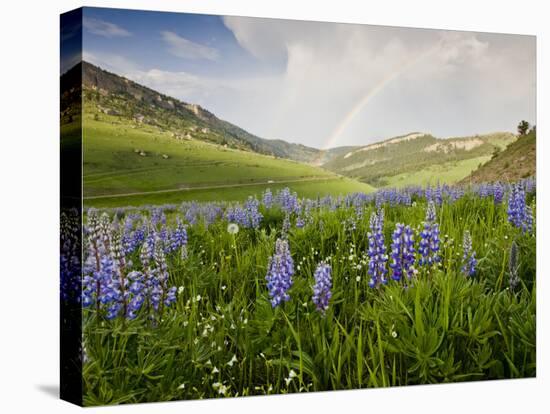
[161,31,219,61]
[83,17,535,148]
[83,17,131,37]
[220,17,535,147]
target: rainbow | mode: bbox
[314,40,443,164]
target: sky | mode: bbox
[64,7,536,149]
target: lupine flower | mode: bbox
[60,209,81,303]
[225,197,263,229]
[263,188,273,209]
[493,182,505,204]
[312,262,332,314]
[461,230,477,276]
[87,209,101,244]
[507,184,531,232]
[184,202,200,225]
[150,208,166,228]
[276,188,300,215]
[99,212,112,253]
[367,211,388,287]
[282,213,290,235]
[126,270,146,319]
[265,238,294,307]
[434,184,443,206]
[168,218,188,258]
[419,201,440,266]
[244,196,263,229]
[150,241,177,313]
[389,223,416,281]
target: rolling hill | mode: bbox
[461,129,536,184]
[60,62,374,208]
[322,131,517,187]
[69,61,344,164]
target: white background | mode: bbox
[0,0,547,412]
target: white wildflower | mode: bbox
[227,354,238,367]
[227,223,239,234]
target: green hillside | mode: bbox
[53,61,374,208]
[461,129,536,184]
[77,61,340,164]
[323,132,516,187]
[81,111,374,208]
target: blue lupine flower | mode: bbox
[149,241,178,313]
[266,238,294,307]
[263,188,273,209]
[389,223,416,281]
[434,184,443,206]
[184,202,200,225]
[493,183,504,204]
[461,230,477,277]
[312,262,332,314]
[282,213,291,235]
[507,184,529,232]
[141,234,155,268]
[150,208,166,228]
[126,270,146,319]
[225,197,263,229]
[167,218,188,258]
[367,211,388,287]
[244,196,263,229]
[276,188,300,215]
[419,201,440,266]
[61,210,82,304]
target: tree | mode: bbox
[517,120,530,136]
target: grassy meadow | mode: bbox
[73,185,536,406]
[82,111,374,207]
[382,156,491,188]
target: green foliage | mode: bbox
[517,120,530,136]
[82,196,536,405]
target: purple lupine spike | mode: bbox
[312,262,332,314]
[461,230,477,276]
[167,218,188,258]
[390,223,416,281]
[367,211,388,287]
[507,184,531,232]
[419,202,440,267]
[265,238,294,307]
[263,188,273,209]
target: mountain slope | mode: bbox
[461,130,536,184]
[71,61,334,163]
[59,62,375,207]
[322,131,517,187]
[80,113,375,207]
